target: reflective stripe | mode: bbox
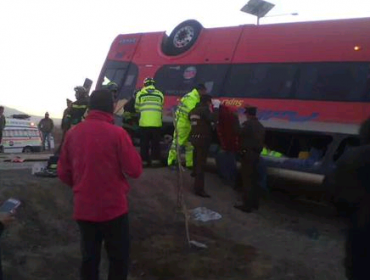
[139,108,163,113]
[72,105,87,109]
[137,102,162,107]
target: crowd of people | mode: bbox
[1,77,370,280]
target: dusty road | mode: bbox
[0,162,347,280]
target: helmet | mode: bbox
[143,77,155,87]
[74,86,88,100]
[104,82,118,92]
[74,86,87,94]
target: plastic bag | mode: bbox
[190,207,222,222]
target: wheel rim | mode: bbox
[173,26,195,48]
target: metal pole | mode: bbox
[257,16,260,25]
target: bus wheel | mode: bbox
[163,20,203,56]
[23,146,33,153]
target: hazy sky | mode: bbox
[1,0,369,118]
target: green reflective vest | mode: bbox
[135,85,164,127]
[176,89,201,121]
[261,147,283,158]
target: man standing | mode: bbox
[324,118,370,280]
[0,106,5,150]
[135,78,164,167]
[234,106,265,213]
[189,95,221,197]
[38,112,54,151]
[167,84,207,169]
[58,89,142,280]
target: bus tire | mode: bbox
[163,20,202,56]
[23,146,33,153]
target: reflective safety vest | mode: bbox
[176,89,200,121]
[135,85,164,127]
[261,147,283,157]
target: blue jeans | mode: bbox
[42,132,51,151]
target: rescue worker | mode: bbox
[103,82,119,108]
[189,95,221,197]
[234,106,265,213]
[167,84,208,169]
[65,86,89,129]
[135,77,164,167]
[61,99,73,132]
[122,90,139,139]
[55,86,89,156]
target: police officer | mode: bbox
[234,106,265,213]
[189,95,221,197]
[135,78,164,166]
[167,84,207,169]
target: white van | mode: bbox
[0,117,54,153]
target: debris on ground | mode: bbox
[190,207,222,222]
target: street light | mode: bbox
[241,0,298,25]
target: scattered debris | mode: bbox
[190,207,222,222]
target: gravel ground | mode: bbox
[0,163,348,279]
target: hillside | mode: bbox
[2,106,61,125]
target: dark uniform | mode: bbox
[189,95,219,197]
[235,106,265,212]
[122,91,139,139]
[324,118,370,280]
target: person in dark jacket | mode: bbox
[122,90,139,139]
[234,105,265,213]
[0,212,16,280]
[61,99,73,132]
[38,112,54,151]
[65,86,89,128]
[189,95,221,197]
[58,89,143,280]
[324,118,370,280]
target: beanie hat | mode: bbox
[89,90,114,114]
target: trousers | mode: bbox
[77,214,130,280]
[140,127,161,163]
[193,143,210,193]
[241,151,261,208]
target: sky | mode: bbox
[1,0,369,118]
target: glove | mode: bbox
[212,99,221,109]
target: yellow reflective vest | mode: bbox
[135,85,164,127]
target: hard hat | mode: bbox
[105,82,118,92]
[143,77,155,87]
[74,86,87,93]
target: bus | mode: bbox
[0,116,54,153]
[96,17,370,183]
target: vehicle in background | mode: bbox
[95,17,370,185]
[0,115,55,154]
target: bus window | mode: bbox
[97,60,138,99]
[296,62,370,102]
[223,64,298,99]
[154,64,229,97]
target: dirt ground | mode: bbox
[0,165,348,280]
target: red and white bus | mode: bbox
[96,17,370,182]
